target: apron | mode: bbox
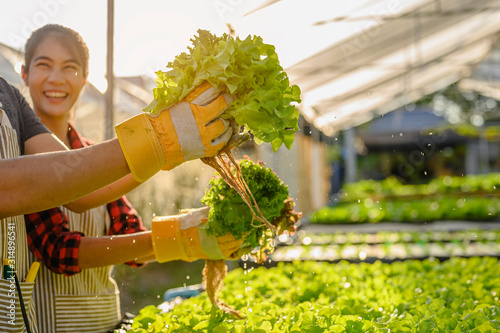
[0,109,39,333]
[32,194,121,332]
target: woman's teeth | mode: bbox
[45,91,68,98]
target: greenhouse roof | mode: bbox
[234,0,500,136]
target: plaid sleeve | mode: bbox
[107,195,148,267]
[24,208,84,276]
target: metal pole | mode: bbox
[105,0,115,140]
[343,127,357,183]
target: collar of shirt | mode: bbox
[67,123,94,149]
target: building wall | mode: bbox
[252,134,330,219]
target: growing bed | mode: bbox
[119,221,500,332]
[126,258,500,332]
[117,176,500,332]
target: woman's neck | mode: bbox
[37,112,71,148]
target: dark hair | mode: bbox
[24,24,89,78]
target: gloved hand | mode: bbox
[115,82,234,182]
[151,206,244,263]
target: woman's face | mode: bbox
[23,34,86,120]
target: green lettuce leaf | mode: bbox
[201,158,289,251]
[144,29,301,151]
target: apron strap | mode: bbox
[0,108,13,128]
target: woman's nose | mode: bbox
[47,67,65,84]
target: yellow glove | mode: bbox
[151,207,243,263]
[115,82,234,182]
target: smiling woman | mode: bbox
[18,23,247,333]
[22,24,88,145]
[21,24,152,333]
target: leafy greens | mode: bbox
[143,29,302,151]
[130,257,500,332]
[201,158,297,260]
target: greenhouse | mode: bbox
[1,1,500,333]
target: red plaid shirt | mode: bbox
[25,124,147,276]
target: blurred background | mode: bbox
[3,0,500,315]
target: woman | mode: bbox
[21,24,151,333]
[21,24,244,333]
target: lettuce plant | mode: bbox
[144,29,301,151]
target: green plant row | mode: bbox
[270,241,500,262]
[126,258,500,332]
[339,174,500,203]
[429,123,500,142]
[310,196,500,224]
[292,229,500,246]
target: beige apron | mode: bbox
[32,193,121,332]
[0,109,39,333]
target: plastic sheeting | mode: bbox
[233,0,500,136]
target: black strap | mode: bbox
[13,273,31,333]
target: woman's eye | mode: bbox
[35,62,49,68]
[65,65,80,74]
